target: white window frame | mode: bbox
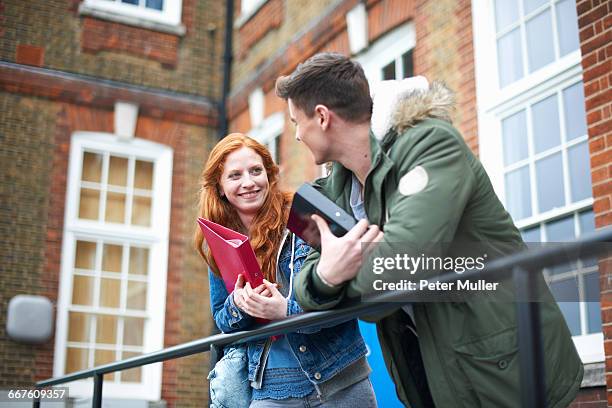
[250,112,284,164]
[472,0,602,363]
[356,22,416,89]
[53,132,173,400]
[80,0,184,34]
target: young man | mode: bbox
[276,53,583,408]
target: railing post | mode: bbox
[32,394,40,408]
[513,266,546,408]
[92,373,103,408]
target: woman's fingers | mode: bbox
[234,274,245,291]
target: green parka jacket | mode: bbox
[294,83,583,407]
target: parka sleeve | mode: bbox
[295,123,476,310]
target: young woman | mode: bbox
[195,133,376,407]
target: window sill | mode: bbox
[581,362,605,388]
[79,4,186,36]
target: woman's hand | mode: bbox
[233,278,287,320]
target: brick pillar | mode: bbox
[575,0,612,405]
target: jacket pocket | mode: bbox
[453,327,520,408]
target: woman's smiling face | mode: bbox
[219,147,269,223]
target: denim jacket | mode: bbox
[208,231,368,398]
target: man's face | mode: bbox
[288,99,330,164]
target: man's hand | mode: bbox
[233,277,287,320]
[312,215,384,286]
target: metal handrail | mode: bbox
[34,227,612,407]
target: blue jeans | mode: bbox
[209,346,251,408]
[249,378,377,408]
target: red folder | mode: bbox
[197,217,264,294]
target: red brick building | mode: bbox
[1,0,223,406]
[226,0,611,406]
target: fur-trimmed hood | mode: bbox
[371,77,456,139]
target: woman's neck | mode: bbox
[238,213,254,233]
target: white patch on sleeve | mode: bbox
[398,166,429,196]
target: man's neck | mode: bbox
[334,121,371,184]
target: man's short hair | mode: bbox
[275,53,372,123]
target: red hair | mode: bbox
[194,133,291,282]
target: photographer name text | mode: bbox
[373,279,499,291]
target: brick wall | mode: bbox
[0,93,59,387]
[81,17,180,68]
[238,0,284,60]
[576,0,612,406]
[569,387,608,408]
[0,0,224,98]
[413,0,479,153]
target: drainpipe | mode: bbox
[218,0,234,139]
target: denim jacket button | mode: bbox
[314,372,321,380]
[497,359,508,370]
[231,310,238,318]
[299,345,307,352]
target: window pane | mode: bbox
[132,196,152,226]
[505,166,532,220]
[121,352,142,382]
[532,94,561,153]
[526,10,555,72]
[123,317,145,346]
[79,188,100,220]
[108,156,128,187]
[556,0,580,56]
[68,312,92,342]
[563,82,587,141]
[535,153,564,213]
[127,281,147,310]
[579,210,595,234]
[502,110,528,165]
[102,244,123,273]
[129,246,149,276]
[82,152,102,182]
[96,314,117,344]
[498,28,524,87]
[579,210,597,267]
[546,215,575,241]
[585,272,601,333]
[521,226,540,242]
[72,275,95,306]
[402,50,414,78]
[134,160,153,190]
[75,240,97,270]
[550,279,580,335]
[568,142,592,202]
[122,0,138,4]
[66,347,89,374]
[494,0,519,31]
[523,0,547,15]
[105,192,126,223]
[146,0,163,10]
[546,215,576,275]
[94,349,116,381]
[100,278,121,309]
[382,61,396,80]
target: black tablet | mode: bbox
[287,183,357,250]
